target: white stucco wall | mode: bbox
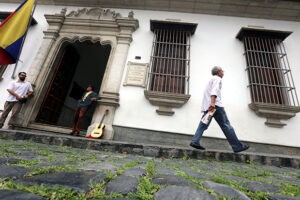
[0,3,299,147]
[114,10,300,147]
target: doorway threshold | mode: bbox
[27,123,72,135]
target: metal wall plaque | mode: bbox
[123,61,148,87]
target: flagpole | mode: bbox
[11,0,37,79]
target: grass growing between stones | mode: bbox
[0,176,123,200]
[127,159,162,200]
[128,176,161,200]
[86,159,145,199]
[88,182,123,199]
[1,137,299,199]
[212,175,270,200]
[212,171,300,199]
[223,163,300,198]
[0,144,20,156]
[36,149,56,157]
[171,165,218,198]
[25,165,76,177]
[116,159,140,175]
[0,179,87,200]
[280,183,300,197]
[11,159,39,167]
[170,159,299,200]
[229,165,273,181]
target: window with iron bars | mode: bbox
[237,27,300,127]
[243,36,299,107]
[147,29,191,94]
[144,20,197,116]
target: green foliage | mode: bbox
[88,181,123,199]
[88,182,105,198]
[212,175,271,200]
[87,154,98,162]
[230,165,273,182]
[246,191,270,200]
[128,176,161,200]
[36,150,53,156]
[281,183,300,197]
[182,155,190,161]
[25,165,76,177]
[0,179,86,200]
[65,154,84,162]
[124,160,139,168]
[12,159,39,167]
[213,175,235,186]
[0,147,19,155]
[145,160,156,175]
[105,172,117,182]
[126,159,161,200]
[1,135,299,200]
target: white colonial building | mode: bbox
[0,0,300,155]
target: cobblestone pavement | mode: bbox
[0,131,300,200]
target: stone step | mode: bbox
[0,129,299,168]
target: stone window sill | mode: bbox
[144,90,190,116]
[249,103,300,127]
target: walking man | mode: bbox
[0,72,33,129]
[190,66,249,153]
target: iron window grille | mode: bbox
[244,37,299,107]
[147,27,191,95]
[236,27,300,127]
[237,29,299,107]
[144,20,197,115]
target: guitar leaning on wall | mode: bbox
[88,109,109,139]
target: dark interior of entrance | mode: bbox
[36,41,111,131]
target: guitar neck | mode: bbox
[98,110,108,127]
[99,115,105,125]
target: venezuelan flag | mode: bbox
[0,0,35,65]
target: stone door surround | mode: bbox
[19,7,139,139]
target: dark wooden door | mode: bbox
[36,45,80,125]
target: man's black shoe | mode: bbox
[190,143,205,150]
[233,144,249,153]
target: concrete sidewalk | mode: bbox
[0,129,299,200]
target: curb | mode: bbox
[0,129,299,168]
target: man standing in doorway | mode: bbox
[0,72,33,129]
[71,85,99,136]
[190,66,249,153]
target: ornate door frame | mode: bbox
[19,8,139,139]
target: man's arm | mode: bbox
[7,89,22,100]
[90,92,100,101]
[25,91,33,98]
[209,95,216,111]
[26,84,34,98]
[209,77,221,111]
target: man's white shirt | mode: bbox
[6,81,33,102]
[201,75,223,112]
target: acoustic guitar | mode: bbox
[88,109,109,139]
